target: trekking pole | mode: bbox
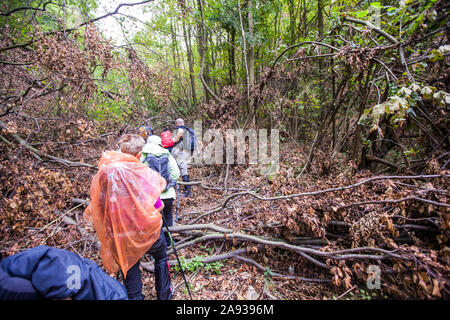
[161,214,193,300]
[175,183,180,223]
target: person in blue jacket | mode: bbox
[0,245,128,300]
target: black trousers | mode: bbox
[123,232,172,300]
[162,198,174,247]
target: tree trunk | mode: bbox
[183,22,197,107]
[318,0,324,38]
[287,0,298,44]
[247,0,255,125]
[196,0,221,103]
[247,0,255,88]
[352,64,374,169]
[228,27,237,85]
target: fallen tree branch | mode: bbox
[55,212,424,268]
[53,210,100,250]
[177,180,252,191]
[271,41,339,70]
[366,154,403,169]
[142,243,330,283]
[141,245,252,272]
[169,223,233,234]
[337,196,450,210]
[233,255,331,283]
[393,181,450,195]
[161,229,408,268]
[335,285,357,300]
[0,120,96,169]
[190,174,449,222]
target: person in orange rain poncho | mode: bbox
[84,134,173,300]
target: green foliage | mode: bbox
[1,0,97,37]
[172,255,225,275]
[264,267,273,279]
[1,0,447,163]
[204,260,224,274]
[359,83,449,135]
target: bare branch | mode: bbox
[190,174,449,222]
[0,1,58,16]
[343,16,399,44]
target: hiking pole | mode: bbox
[161,214,193,300]
[175,183,180,223]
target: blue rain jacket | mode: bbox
[0,246,127,300]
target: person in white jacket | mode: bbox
[140,135,180,248]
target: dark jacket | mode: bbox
[0,246,128,300]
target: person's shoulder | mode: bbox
[156,146,171,155]
[141,143,155,153]
[168,152,178,162]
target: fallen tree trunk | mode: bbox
[189,174,449,223]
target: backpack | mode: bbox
[161,130,174,148]
[144,153,177,192]
[175,125,197,153]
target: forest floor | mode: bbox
[134,144,448,300]
[92,145,348,300]
[1,123,448,300]
[138,162,356,301]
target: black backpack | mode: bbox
[175,125,197,153]
[144,153,176,192]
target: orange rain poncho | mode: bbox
[84,151,166,278]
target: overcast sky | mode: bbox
[94,0,155,45]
